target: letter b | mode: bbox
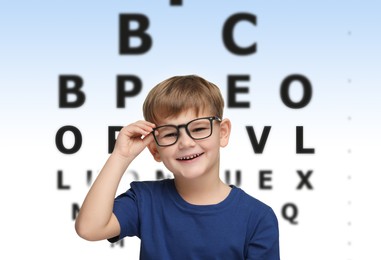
[59,75,85,108]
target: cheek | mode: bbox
[211,132,223,147]
[199,138,220,153]
[157,147,175,163]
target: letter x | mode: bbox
[296,170,313,190]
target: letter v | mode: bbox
[245,126,271,154]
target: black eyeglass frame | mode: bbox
[151,116,222,147]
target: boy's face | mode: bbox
[148,109,231,180]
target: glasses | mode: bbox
[152,116,222,147]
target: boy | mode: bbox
[75,75,280,259]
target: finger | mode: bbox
[134,120,156,132]
[128,121,155,136]
[141,132,155,146]
[124,127,149,139]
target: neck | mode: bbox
[174,174,231,205]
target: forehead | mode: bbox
[156,108,211,126]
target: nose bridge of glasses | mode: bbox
[178,124,193,138]
[177,127,197,148]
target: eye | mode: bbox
[192,127,208,133]
[156,127,178,139]
[189,120,210,133]
[163,132,178,138]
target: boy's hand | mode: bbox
[113,120,156,160]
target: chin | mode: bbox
[172,169,204,180]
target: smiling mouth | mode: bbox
[176,153,204,161]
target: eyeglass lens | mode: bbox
[154,118,213,146]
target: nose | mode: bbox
[177,128,196,149]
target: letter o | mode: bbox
[280,74,312,109]
[55,125,82,154]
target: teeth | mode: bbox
[178,153,202,160]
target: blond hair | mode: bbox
[143,75,224,124]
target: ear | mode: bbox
[147,141,162,162]
[219,118,231,148]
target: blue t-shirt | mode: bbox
[109,179,280,260]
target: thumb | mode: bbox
[141,133,155,147]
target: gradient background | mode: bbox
[1,0,380,259]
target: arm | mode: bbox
[246,208,280,260]
[74,121,155,241]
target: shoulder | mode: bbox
[235,189,280,258]
[129,178,174,197]
[130,178,173,189]
[234,187,270,210]
[234,187,278,223]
